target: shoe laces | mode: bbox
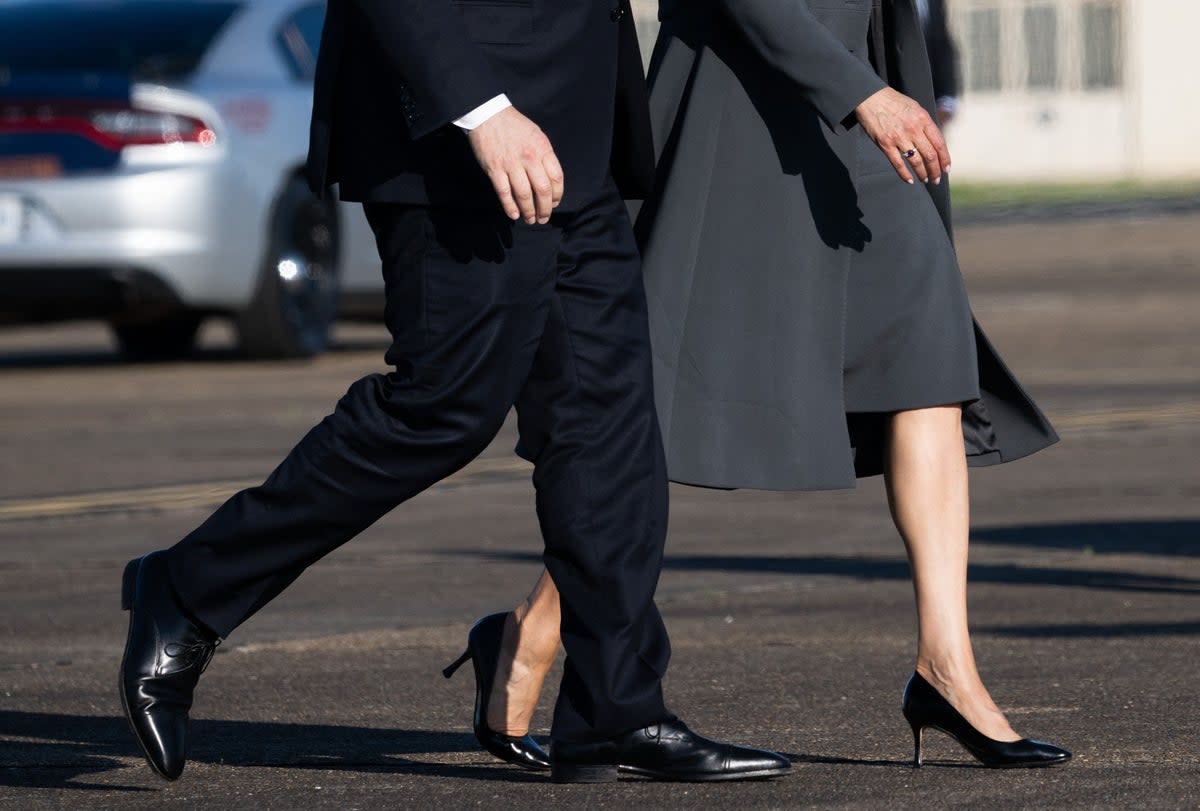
[163,638,219,674]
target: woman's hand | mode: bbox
[854,87,951,185]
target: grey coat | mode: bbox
[638,0,1058,490]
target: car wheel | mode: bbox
[112,314,203,361]
[238,176,339,359]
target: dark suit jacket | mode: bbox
[305,0,654,210]
[922,0,960,101]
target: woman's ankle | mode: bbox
[915,657,1021,740]
[487,614,553,736]
[915,654,982,692]
[507,608,560,668]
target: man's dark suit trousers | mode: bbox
[163,187,672,742]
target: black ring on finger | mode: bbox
[902,148,917,159]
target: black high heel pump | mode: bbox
[443,612,552,770]
[903,672,1071,768]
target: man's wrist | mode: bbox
[454,94,513,130]
[935,95,958,115]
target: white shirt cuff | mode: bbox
[454,94,512,130]
[936,96,958,115]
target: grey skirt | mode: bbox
[842,132,979,415]
[639,24,1057,492]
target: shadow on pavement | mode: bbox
[980,620,1200,638]
[786,753,977,770]
[0,711,542,791]
[470,545,1200,597]
[972,520,1200,557]
[0,346,230,370]
[0,710,980,792]
[666,555,1199,595]
[0,337,388,370]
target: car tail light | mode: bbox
[0,101,216,150]
[89,109,215,147]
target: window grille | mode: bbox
[951,0,1123,94]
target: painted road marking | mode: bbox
[0,456,531,521]
[0,404,1195,522]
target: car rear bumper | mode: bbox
[0,266,183,325]
[0,158,266,317]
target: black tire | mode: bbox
[237,175,340,359]
[112,314,202,361]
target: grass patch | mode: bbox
[951,180,1200,209]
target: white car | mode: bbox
[0,0,383,359]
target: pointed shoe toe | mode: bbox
[987,739,1072,769]
[724,745,792,776]
[136,708,189,780]
[478,729,552,770]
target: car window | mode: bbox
[278,3,326,81]
[0,1,242,81]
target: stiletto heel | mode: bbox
[443,649,471,679]
[902,672,1071,768]
[447,612,551,770]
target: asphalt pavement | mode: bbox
[1,210,1198,809]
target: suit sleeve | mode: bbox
[346,0,506,139]
[926,0,961,100]
[714,0,887,129]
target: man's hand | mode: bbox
[854,87,951,185]
[467,106,564,224]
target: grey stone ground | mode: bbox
[1,211,1198,808]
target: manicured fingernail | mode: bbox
[934,177,941,185]
[907,178,915,185]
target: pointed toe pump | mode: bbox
[444,612,551,770]
[903,672,1072,769]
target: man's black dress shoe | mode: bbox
[551,719,791,782]
[119,552,219,781]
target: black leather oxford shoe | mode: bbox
[550,718,791,782]
[119,552,219,781]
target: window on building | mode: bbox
[952,0,1123,94]
[1082,2,1121,89]
[1024,5,1058,90]
[966,8,1003,92]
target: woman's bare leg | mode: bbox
[491,405,1023,739]
[885,404,1020,742]
[487,568,562,735]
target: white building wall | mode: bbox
[1125,1,1200,179]
[947,0,1200,182]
